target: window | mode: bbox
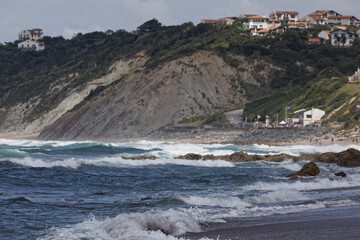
[306,115,312,118]
[334,40,338,44]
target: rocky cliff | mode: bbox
[38,51,278,140]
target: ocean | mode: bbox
[1,139,360,240]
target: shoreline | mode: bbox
[186,205,360,240]
[0,132,358,147]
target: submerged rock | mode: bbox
[335,171,347,177]
[286,162,320,179]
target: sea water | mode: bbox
[1,139,360,240]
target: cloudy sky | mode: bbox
[1,0,360,43]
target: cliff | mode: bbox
[39,51,278,140]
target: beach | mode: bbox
[187,204,360,240]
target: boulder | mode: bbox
[176,153,203,160]
[334,171,347,177]
[287,162,320,179]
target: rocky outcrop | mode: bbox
[175,148,360,167]
[286,162,320,180]
[335,171,347,177]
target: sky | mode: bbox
[1,0,360,43]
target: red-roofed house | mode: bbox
[17,40,45,51]
[301,10,342,26]
[218,17,236,26]
[201,19,219,25]
[251,26,285,36]
[242,15,268,29]
[328,16,359,26]
[18,28,43,41]
[307,38,322,45]
[269,11,299,21]
[287,21,309,29]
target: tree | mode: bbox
[137,19,162,33]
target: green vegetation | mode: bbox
[2,18,360,127]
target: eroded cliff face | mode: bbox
[0,57,147,135]
[39,51,279,140]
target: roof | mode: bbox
[288,21,309,26]
[275,11,299,15]
[202,19,219,24]
[32,28,42,31]
[246,15,267,19]
[35,41,45,45]
[268,19,281,22]
[308,15,326,21]
[308,38,321,42]
[309,10,337,16]
[328,16,359,20]
[321,30,331,35]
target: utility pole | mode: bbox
[276,114,278,127]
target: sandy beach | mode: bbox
[187,204,360,240]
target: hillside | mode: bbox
[1,19,360,139]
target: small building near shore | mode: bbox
[349,67,360,82]
[291,108,325,127]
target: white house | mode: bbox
[318,30,331,40]
[251,26,284,36]
[18,40,45,51]
[331,29,356,47]
[291,108,325,127]
[301,15,328,25]
[287,21,309,29]
[243,15,268,29]
[301,10,342,26]
[269,11,299,21]
[328,16,359,26]
[18,28,43,41]
[349,68,360,82]
[218,17,236,26]
[267,19,282,27]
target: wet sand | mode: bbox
[187,205,360,240]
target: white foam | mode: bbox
[1,157,81,168]
[38,208,213,240]
[244,190,308,204]
[1,156,235,169]
[244,175,360,192]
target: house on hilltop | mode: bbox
[218,17,236,26]
[287,21,309,29]
[269,11,299,21]
[17,40,45,51]
[18,28,43,41]
[301,10,342,26]
[328,16,359,26]
[242,14,268,29]
[331,28,356,46]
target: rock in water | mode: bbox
[287,162,320,179]
[335,171,347,177]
